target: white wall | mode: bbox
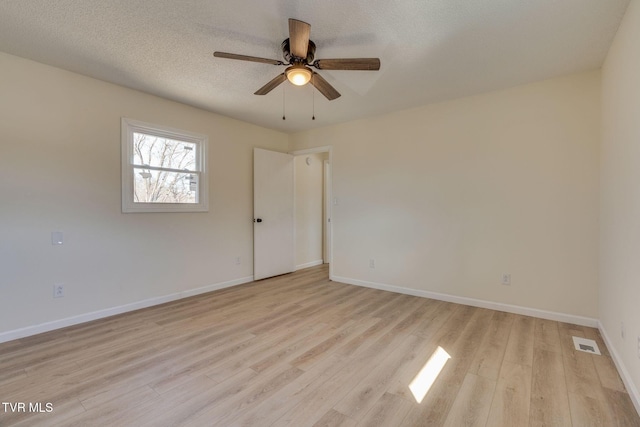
[0,52,288,336]
[294,153,327,268]
[291,70,601,319]
[600,0,640,406]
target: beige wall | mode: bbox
[0,52,288,335]
[291,70,601,318]
[601,0,640,403]
[294,152,327,268]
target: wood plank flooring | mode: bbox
[0,265,638,426]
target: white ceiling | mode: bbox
[0,0,630,133]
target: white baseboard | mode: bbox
[598,321,640,416]
[296,260,324,270]
[330,275,599,327]
[0,276,254,344]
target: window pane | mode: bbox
[132,132,197,170]
[133,168,198,204]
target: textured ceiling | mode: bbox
[0,0,630,133]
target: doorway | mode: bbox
[291,146,332,277]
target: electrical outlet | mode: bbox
[621,322,625,339]
[235,256,241,265]
[369,259,375,269]
[501,274,511,286]
[53,284,64,298]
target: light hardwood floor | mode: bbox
[1,265,638,426]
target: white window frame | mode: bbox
[121,118,209,213]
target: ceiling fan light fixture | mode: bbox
[214,19,379,100]
[285,65,312,86]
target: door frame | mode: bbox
[323,159,331,264]
[290,146,333,279]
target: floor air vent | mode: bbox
[572,336,601,355]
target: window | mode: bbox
[121,118,208,213]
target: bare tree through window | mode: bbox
[132,133,198,203]
[121,118,208,213]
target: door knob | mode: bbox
[254,218,263,223]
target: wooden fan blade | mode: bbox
[214,51,283,66]
[289,19,311,59]
[313,58,380,70]
[310,72,341,100]
[254,73,287,95]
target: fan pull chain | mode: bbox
[312,74,316,120]
[282,84,286,120]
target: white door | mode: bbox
[254,148,295,280]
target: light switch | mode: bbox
[51,231,63,245]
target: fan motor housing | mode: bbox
[282,39,316,64]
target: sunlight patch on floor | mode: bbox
[409,346,451,404]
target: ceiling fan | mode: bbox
[213,19,380,101]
